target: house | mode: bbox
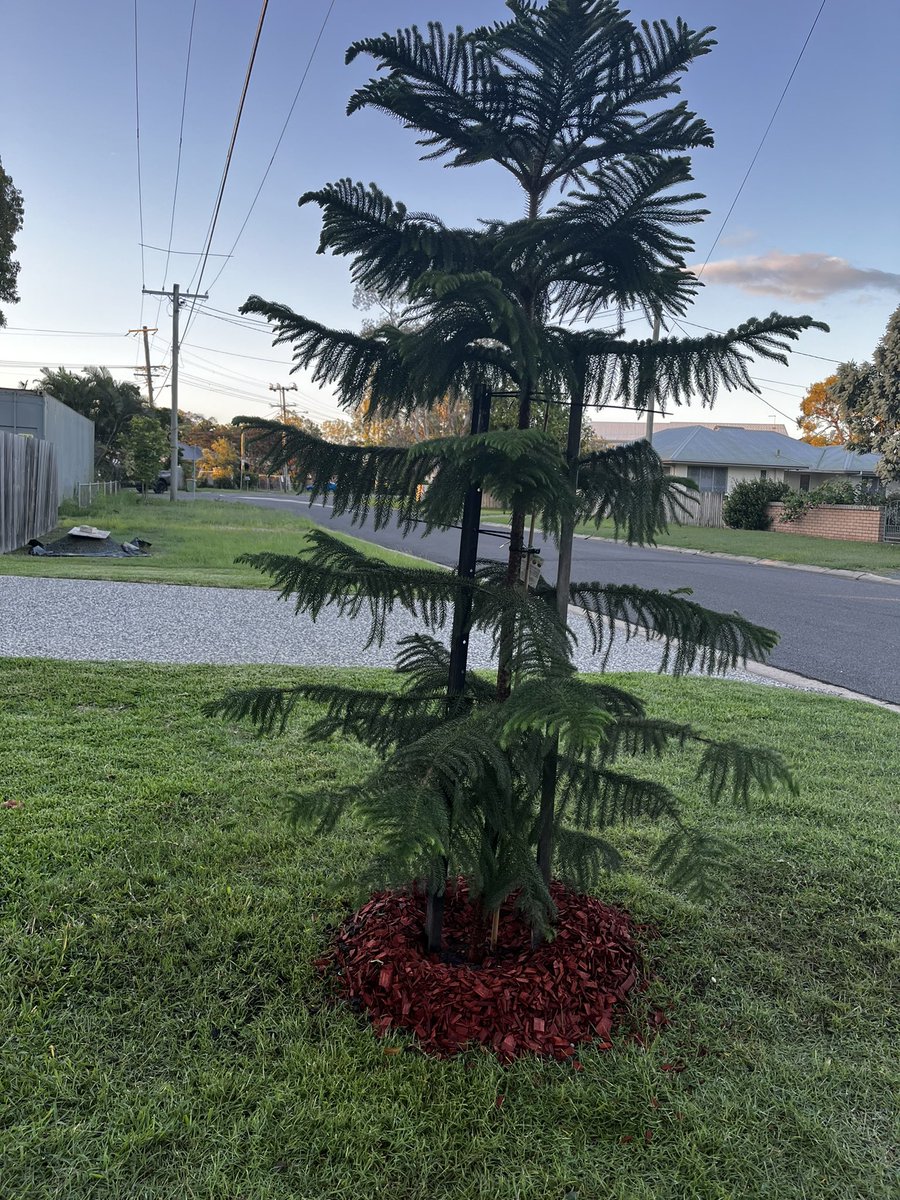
[649,426,881,494]
[591,419,788,445]
[0,387,94,500]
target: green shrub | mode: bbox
[780,479,865,522]
[722,478,791,529]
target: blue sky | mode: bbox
[2,0,898,432]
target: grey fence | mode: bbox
[672,487,724,528]
[0,432,59,553]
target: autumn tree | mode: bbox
[830,304,900,483]
[0,157,23,328]
[199,436,239,485]
[796,375,846,445]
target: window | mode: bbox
[760,470,768,480]
[684,465,727,492]
[799,474,811,493]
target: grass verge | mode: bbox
[1,659,896,1199]
[484,510,900,575]
[0,491,432,588]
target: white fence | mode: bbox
[74,480,119,507]
[0,431,59,553]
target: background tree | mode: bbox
[123,415,168,496]
[830,304,900,482]
[797,375,845,445]
[199,436,239,486]
[0,157,24,327]
[38,366,145,473]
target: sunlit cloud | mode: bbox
[696,250,900,301]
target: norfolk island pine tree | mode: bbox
[211,1,825,964]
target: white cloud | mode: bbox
[696,251,900,301]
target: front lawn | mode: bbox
[1,660,896,1199]
[0,491,429,587]
[484,510,900,575]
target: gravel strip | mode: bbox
[0,575,780,686]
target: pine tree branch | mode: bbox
[569,580,778,673]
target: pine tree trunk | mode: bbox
[533,379,585,945]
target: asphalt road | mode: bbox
[227,493,900,704]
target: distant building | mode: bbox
[591,419,789,445]
[0,388,95,500]
[649,426,881,494]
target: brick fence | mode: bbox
[766,502,885,542]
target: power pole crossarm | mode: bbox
[142,286,207,500]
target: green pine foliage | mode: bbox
[210,1,824,948]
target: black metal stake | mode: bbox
[424,383,492,954]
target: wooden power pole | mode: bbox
[128,325,159,406]
[142,284,207,501]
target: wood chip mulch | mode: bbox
[323,879,642,1061]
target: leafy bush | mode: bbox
[722,479,791,530]
[780,479,870,522]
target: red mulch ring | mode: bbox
[322,879,642,1061]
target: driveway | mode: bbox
[227,494,900,705]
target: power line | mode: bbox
[160,0,199,294]
[133,0,146,294]
[204,0,339,296]
[181,0,271,340]
[698,0,828,275]
[141,243,232,257]
[3,326,126,337]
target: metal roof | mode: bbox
[650,426,881,473]
[591,419,788,442]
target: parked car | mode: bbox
[152,467,185,493]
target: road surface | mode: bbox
[227,493,900,705]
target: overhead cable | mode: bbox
[181,0,271,340]
[204,0,339,296]
[698,0,828,275]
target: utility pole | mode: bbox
[128,326,159,406]
[645,313,661,445]
[269,382,298,491]
[142,284,207,501]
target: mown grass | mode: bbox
[0,491,431,587]
[484,510,900,575]
[1,659,896,1199]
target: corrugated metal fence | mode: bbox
[0,432,59,553]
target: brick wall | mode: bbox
[766,503,885,542]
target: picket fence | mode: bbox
[0,432,59,553]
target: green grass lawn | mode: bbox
[0,491,430,588]
[484,511,900,575]
[1,659,896,1199]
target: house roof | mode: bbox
[650,426,881,473]
[591,419,788,442]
